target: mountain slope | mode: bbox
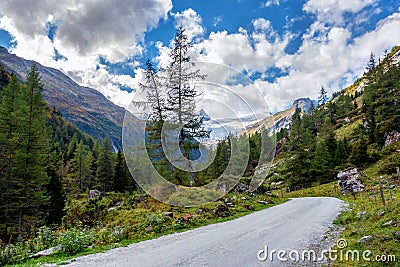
[244,97,316,136]
[0,47,125,149]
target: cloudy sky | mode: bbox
[0,0,399,113]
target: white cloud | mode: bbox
[213,16,223,27]
[173,8,205,41]
[0,0,172,107]
[303,0,377,24]
[261,0,280,8]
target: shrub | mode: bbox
[58,227,94,255]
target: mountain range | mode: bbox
[0,47,125,149]
[0,46,320,147]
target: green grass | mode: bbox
[7,192,287,267]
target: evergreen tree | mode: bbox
[96,138,114,192]
[335,139,347,165]
[165,26,209,186]
[0,75,23,239]
[311,140,333,183]
[318,86,328,106]
[114,150,127,192]
[14,65,50,237]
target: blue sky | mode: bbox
[0,0,399,112]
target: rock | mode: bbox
[226,202,235,207]
[244,204,253,210]
[145,225,153,232]
[378,211,386,217]
[197,209,203,215]
[213,204,230,217]
[265,191,274,197]
[33,246,60,258]
[240,197,247,200]
[389,185,396,189]
[356,211,369,218]
[232,196,236,200]
[88,189,101,199]
[163,212,174,218]
[224,198,231,204]
[232,182,249,193]
[394,231,400,239]
[382,220,393,227]
[358,235,375,244]
[337,167,365,194]
[257,200,269,205]
[384,130,400,146]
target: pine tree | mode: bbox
[114,150,127,192]
[96,138,114,192]
[0,75,23,239]
[318,86,328,106]
[65,140,91,195]
[164,26,209,186]
[14,65,50,237]
[311,140,333,183]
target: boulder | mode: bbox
[88,189,101,199]
[382,220,393,227]
[358,235,375,244]
[337,167,365,194]
[33,246,60,258]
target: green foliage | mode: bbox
[58,226,94,256]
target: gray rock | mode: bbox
[382,220,393,227]
[33,246,60,258]
[257,200,269,205]
[358,235,375,244]
[337,167,365,194]
[88,189,101,199]
[240,196,247,200]
[377,211,385,217]
[265,191,274,197]
[356,211,368,218]
[197,209,203,215]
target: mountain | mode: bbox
[244,97,317,136]
[0,47,125,149]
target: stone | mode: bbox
[240,196,247,200]
[358,235,375,244]
[33,246,60,258]
[257,200,269,205]
[244,204,253,210]
[384,130,400,146]
[356,211,368,218]
[226,202,235,207]
[197,209,203,215]
[394,231,400,238]
[265,191,274,197]
[145,225,153,232]
[88,189,101,199]
[389,185,396,189]
[337,167,365,194]
[377,211,385,217]
[233,182,249,193]
[163,212,174,218]
[382,220,393,227]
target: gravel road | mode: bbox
[62,197,345,267]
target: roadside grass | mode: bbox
[4,192,287,267]
[271,167,400,266]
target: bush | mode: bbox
[58,227,94,256]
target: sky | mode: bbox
[0,0,399,113]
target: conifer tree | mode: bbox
[96,138,114,192]
[14,65,50,237]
